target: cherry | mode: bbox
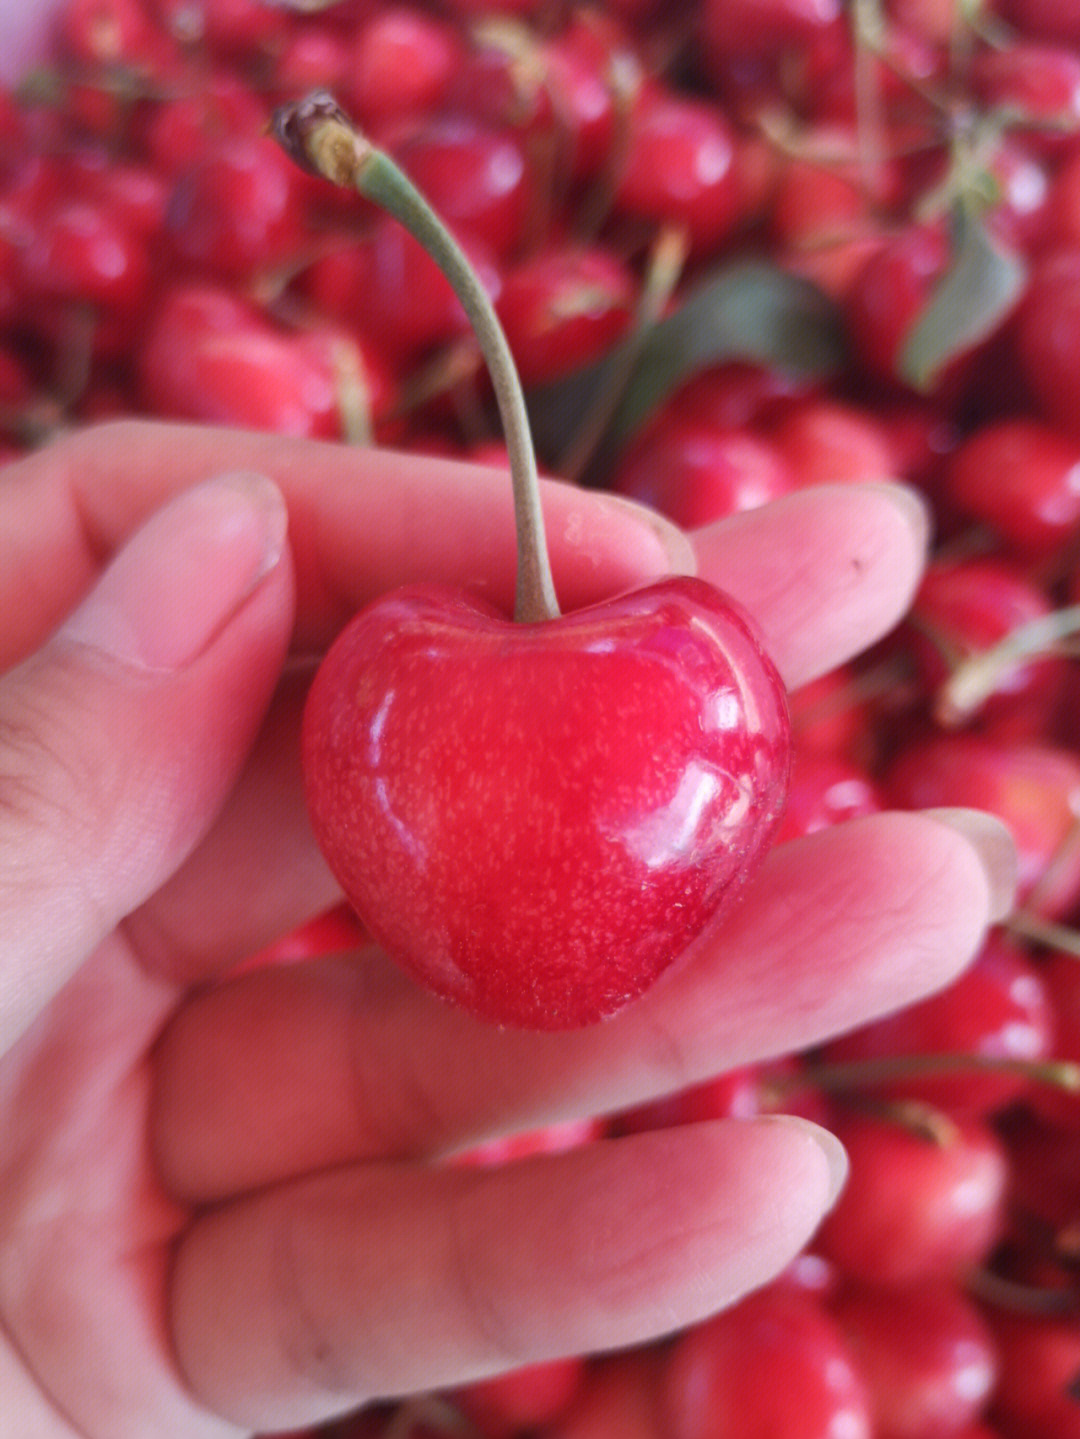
[495,244,636,387]
[998,0,1080,46]
[546,1351,665,1439]
[883,733,1080,920]
[302,577,790,1029]
[451,1115,604,1168]
[988,1309,1080,1438]
[815,1112,1009,1287]
[832,1283,999,1439]
[821,932,1056,1118]
[661,1283,873,1439]
[944,417,1080,563]
[138,283,393,441]
[843,223,988,398]
[165,134,309,284]
[971,42,1080,157]
[449,1355,586,1437]
[902,555,1069,738]
[277,94,791,1028]
[612,85,743,254]
[1029,950,1080,1126]
[1015,249,1080,438]
[347,7,461,137]
[774,748,882,842]
[768,397,899,490]
[391,116,532,261]
[698,0,842,64]
[611,416,794,529]
[236,903,367,976]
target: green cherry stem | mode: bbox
[272,90,560,624]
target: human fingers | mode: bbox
[0,421,691,669]
[0,474,293,1055]
[153,810,1013,1202]
[168,1117,845,1432]
[129,479,927,986]
[693,481,930,690]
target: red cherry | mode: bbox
[302,216,501,368]
[611,417,794,529]
[495,245,636,387]
[451,1356,586,1438]
[301,577,791,1029]
[832,1284,999,1439]
[348,6,461,136]
[787,664,872,764]
[971,42,1080,157]
[883,734,1080,920]
[988,1310,1080,1439]
[775,748,882,842]
[661,1284,872,1439]
[166,134,309,283]
[998,0,1080,46]
[822,932,1056,1118]
[1015,250,1080,437]
[816,1113,1009,1287]
[1028,949,1080,1126]
[391,117,532,261]
[843,223,949,384]
[944,418,1080,562]
[236,903,367,975]
[612,86,742,254]
[699,0,842,64]
[769,397,899,489]
[902,555,1069,737]
[138,283,392,440]
[546,1351,665,1439]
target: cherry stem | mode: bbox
[935,602,1080,725]
[1007,907,1080,958]
[272,91,560,624]
[780,1051,1080,1096]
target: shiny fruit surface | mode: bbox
[302,577,790,1029]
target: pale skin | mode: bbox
[0,418,1017,1436]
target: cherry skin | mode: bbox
[815,1112,1009,1288]
[302,577,791,1030]
[661,1283,872,1439]
[831,1283,999,1439]
[612,416,794,529]
[821,932,1055,1119]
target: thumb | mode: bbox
[0,472,293,1054]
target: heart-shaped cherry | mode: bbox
[302,577,789,1028]
[276,93,791,1028]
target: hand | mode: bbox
[0,420,1014,1437]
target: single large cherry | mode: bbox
[302,577,789,1029]
[278,93,791,1029]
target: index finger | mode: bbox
[0,419,692,668]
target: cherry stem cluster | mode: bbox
[272,91,560,624]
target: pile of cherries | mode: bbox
[5,0,1080,1434]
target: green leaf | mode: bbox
[526,260,845,476]
[898,215,1027,393]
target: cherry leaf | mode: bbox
[527,261,844,475]
[898,216,1027,393]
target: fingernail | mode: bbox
[923,807,1019,922]
[861,480,933,558]
[760,1115,849,1209]
[595,492,698,575]
[61,473,288,672]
